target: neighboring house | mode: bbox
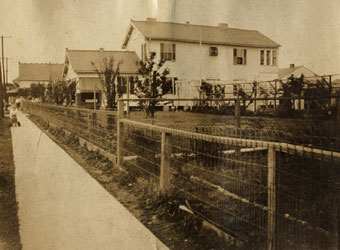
[4,83,18,104]
[13,62,63,88]
[332,79,340,92]
[279,64,319,80]
[61,48,140,108]
[121,18,280,107]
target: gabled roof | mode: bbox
[16,63,63,82]
[122,19,280,49]
[279,65,304,79]
[65,49,140,74]
[279,65,318,79]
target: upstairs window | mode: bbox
[266,50,271,65]
[160,43,176,61]
[260,49,278,66]
[209,47,218,56]
[117,76,127,94]
[129,76,135,94]
[272,50,277,66]
[141,43,147,62]
[260,50,265,65]
[118,76,136,94]
[233,48,247,65]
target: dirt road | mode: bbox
[11,112,168,250]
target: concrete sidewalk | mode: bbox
[11,112,168,250]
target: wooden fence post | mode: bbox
[235,99,241,129]
[76,109,81,135]
[336,94,340,138]
[274,80,277,114]
[91,112,96,143]
[160,131,172,190]
[127,78,130,116]
[235,99,241,156]
[116,99,124,168]
[267,146,277,250]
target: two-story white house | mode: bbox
[121,18,280,108]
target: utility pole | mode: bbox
[1,36,5,87]
[5,58,8,84]
[0,35,10,115]
[0,59,3,118]
[1,57,13,104]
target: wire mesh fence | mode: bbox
[23,102,118,155]
[22,99,340,250]
[118,115,340,250]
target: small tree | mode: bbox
[45,81,68,105]
[30,83,46,101]
[65,80,76,105]
[199,81,231,109]
[18,88,30,98]
[238,82,259,109]
[277,75,305,115]
[92,57,122,109]
[135,52,171,118]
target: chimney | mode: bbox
[146,17,156,22]
[186,21,190,24]
[290,64,295,68]
[99,48,104,52]
[218,23,228,29]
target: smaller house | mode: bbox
[61,48,140,108]
[13,62,63,88]
[279,64,318,80]
[5,83,19,104]
[332,79,340,92]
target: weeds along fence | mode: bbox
[23,100,340,250]
[23,102,117,156]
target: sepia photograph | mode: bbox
[0,0,339,249]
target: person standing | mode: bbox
[15,98,21,110]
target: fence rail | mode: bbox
[23,99,340,250]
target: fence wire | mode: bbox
[23,101,340,250]
[23,102,117,155]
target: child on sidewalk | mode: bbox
[10,106,21,127]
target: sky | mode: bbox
[0,0,339,82]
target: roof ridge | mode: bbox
[67,49,135,53]
[131,19,258,32]
[280,65,303,70]
[19,62,63,65]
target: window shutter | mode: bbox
[272,50,277,65]
[260,50,264,65]
[129,76,134,94]
[233,49,237,65]
[160,43,164,60]
[172,44,176,61]
[244,49,247,65]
